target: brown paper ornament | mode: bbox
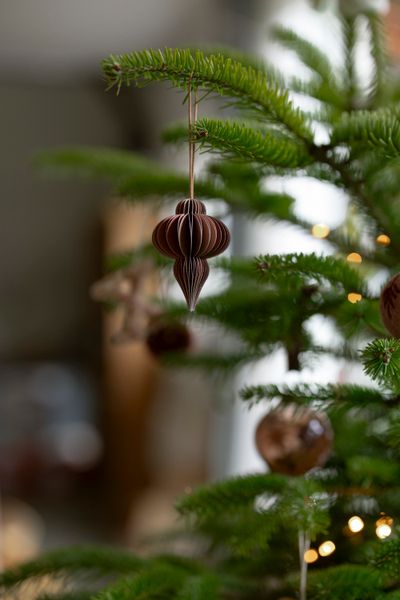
[152,198,230,311]
[380,273,400,337]
[145,315,191,356]
[255,405,333,476]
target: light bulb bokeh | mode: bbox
[318,540,336,557]
[348,516,364,533]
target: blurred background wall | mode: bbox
[0,0,274,565]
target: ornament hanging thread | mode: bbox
[152,83,230,311]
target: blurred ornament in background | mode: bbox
[91,259,160,343]
[152,198,230,311]
[255,405,333,476]
[1,498,45,568]
[145,315,191,357]
[40,422,103,472]
[90,260,152,304]
[380,273,400,337]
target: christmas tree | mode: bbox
[4,2,400,599]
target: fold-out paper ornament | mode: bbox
[152,198,230,310]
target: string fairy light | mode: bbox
[311,223,330,239]
[348,516,364,533]
[304,549,319,564]
[346,252,362,264]
[347,292,362,304]
[318,540,336,557]
[375,516,393,539]
[376,234,391,246]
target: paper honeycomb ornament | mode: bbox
[152,198,230,310]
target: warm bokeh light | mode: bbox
[376,234,391,246]
[318,541,336,557]
[348,516,364,533]
[347,292,362,304]
[375,516,393,539]
[376,524,392,539]
[312,224,330,239]
[2,499,45,567]
[304,549,319,564]
[346,252,362,264]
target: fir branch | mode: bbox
[373,538,400,580]
[102,48,313,142]
[288,76,344,112]
[37,593,94,600]
[192,118,312,168]
[365,11,388,107]
[118,169,295,219]
[0,546,143,589]
[93,564,186,600]
[307,564,384,600]
[346,455,400,487]
[36,147,153,181]
[161,350,264,372]
[332,108,400,158]
[341,14,358,109]
[117,172,213,201]
[362,338,400,389]
[198,506,282,557]
[175,574,220,600]
[176,474,288,518]
[272,27,343,106]
[240,383,387,410]
[161,122,189,145]
[255,253,369,296]
[197,44,282,83]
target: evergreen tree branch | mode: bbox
[362,338,400,390]
[192,118,312,168]
[93,565,187,600]
[272,27,344,107]
[0,547,143,589]
[332,108,400,158]
[255,253,369,296]
[365,11,388,107]
[102,48,313,142]
[373,538,400,580]
[36,147,153,181]
[307,564,384,600]
[240,383,387,410]
[37,593,94,600]
[175,574,220,600]
[176,474,288,518]
[341,14,358,110]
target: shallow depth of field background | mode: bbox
[0,0,398,567]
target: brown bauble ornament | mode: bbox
[145,316,191,357]
[380,273,400,337]
[255,405,333,476]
